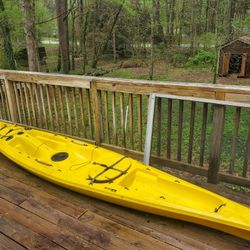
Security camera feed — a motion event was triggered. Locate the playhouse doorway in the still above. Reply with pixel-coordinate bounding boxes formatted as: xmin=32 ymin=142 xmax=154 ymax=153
xmin=229 ymin=54 xmax=242 ymax=74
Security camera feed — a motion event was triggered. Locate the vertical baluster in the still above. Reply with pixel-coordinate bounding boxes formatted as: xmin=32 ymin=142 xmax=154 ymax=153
xmin=58 ymin=86 xmax=66 ymax=133
xmin=242 ymin=125 xmax=250 ymax=177
xmin=138 ymin=95 xmax=142 ymax=151
xmin=79 ymin=88 xmax=86 ymax=138
xmin=229 ymin=107 xmax=241 ymax=173
xmin=65 ymin=87 xmax=72 ymax=134
xmin=166 ymin=99 xmax=172 ymax=159
xmin=3 ymin=79 xmax=17 ymax=121
xmin=86 ymin=89 xmax=93 ymax=139
xmin=129 ymin=93 xmax=134 ymax=149
xmin=177 ymin=100 xmax=184 ymax=161
xmin=52 ymin=86 xmax=59 ymax=131
xmin=199 ymin=103 xmax=208 ymax=166
xmin=91 ymin=81 xmax=101 ymax=145
xmin=0 ymin=83 xmax=5 ymax=118
xmin=19 ymin=83 xmax=28 ymax=124
xmin=156 ymin=98 xmax=162 ymax=156
xmin=112 ymin=92 xmax=117 ymax=145
xmin=39 ymin=84 xmax=48 ymax=129
xmin=72 ymin=88 xmax=79 ymax=135
xmin=208 ymin=104 xmax=225 ymax=184
xmin=34 ymin=84 xmax=42 ymax=127
xmin=45 ymin=85 xmax=54 ymax=130
xmin=104 ymin=91 xmax=111 ymax=144
xmin=120 ymin=92 xmax=126 ymax=147
xmin=28 ymin=83 xmax=37 ymax=126
xmin=23 ymin=83 xmax=32 ymax=125
xmin=97 ymin=90 xmax=104 ymax=140
xmin=188 ymin=102 xmax=196 ymax=164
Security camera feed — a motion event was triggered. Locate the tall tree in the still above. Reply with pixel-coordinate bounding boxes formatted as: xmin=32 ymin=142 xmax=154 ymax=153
xmin=21 ymin=0 xmax=40 ymax=72
xmin=91 ymin=0 xmax=98 ymax=69
xmin=70 ymin=0 xmax=76 ymax=71
xmin=165 ymin=0 xmax=175 ymax=47
xmin=55 ymin=0 xmax=70 ymax=74
xmin=153 ymin=0 xmax=164 ymax=44
xmin=149 ymin=0 xmax=156 ymax=80
xmin=177 ymin=0 xmax=185 ymax=46
xmin=226 ymin=0 xmax=234 ymax=41
xmin=91 ymin=0 xmax=125 ymax=69
xmin=79 ymin=0 xmax=89 ymax=73
xmin=0 ymin=0 xmax=16 ymax=69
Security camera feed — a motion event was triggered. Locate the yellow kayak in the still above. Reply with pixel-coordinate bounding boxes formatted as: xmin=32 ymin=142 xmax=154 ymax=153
xmin=0 ymin=121 xmax=249 ymax=240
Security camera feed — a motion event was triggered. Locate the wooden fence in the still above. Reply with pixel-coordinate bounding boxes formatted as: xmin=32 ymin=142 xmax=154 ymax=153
xmin=0 ymin=70 xmax=249 ymax=187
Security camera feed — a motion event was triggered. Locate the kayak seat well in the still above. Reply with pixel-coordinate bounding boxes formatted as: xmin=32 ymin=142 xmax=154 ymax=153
xmin=119 ymin=169 xmax=225 ymax=213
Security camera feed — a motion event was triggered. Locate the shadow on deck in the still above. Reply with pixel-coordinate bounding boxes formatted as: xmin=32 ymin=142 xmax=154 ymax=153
xmin=0 ymin=153 xmax=249 ymax=250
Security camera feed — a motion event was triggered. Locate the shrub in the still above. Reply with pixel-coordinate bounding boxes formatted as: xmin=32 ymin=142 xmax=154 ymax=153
xmin=186 ymin=49 xmax=215 ymax=67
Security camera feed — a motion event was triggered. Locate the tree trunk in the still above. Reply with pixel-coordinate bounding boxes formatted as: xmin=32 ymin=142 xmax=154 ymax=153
xmin=153 ymin=0 xmax=164 ymax=44
xmin=178 ymin=0 xmax=185 ymax=46
xmin=226 ymin=0 xmax=233 ymax=42
xmin=190 ymin=0 xmax=196 ymax=55
xmin=149 ymin=0 xmax=155 ymax=80
xmin=113 ymin=26 xmax=117 ymax=63
xmin=71 ymin=0 xmax=76 ymax=71
xmin=92 ymin=0 xmax=125 ymax=68
xmin=55 ymin=0 xmax=70 ymax=74
xmin=80 ymin=0 xmax=88 ymax=73
xmin=21 ymin=0 xmax=40 ymax=72
xmin=165 ymin=0 xmax=169 ymax=47
xmin=168 ymin=0 xmax=175 ymax=47
xmin=213 ymin=2 xmax=219 ymax=84
xmin=91 ymin=0 xmax=98 ymax=69
xmin=206 ymin=0 xmax=217 ymax=33
xmin=0 ymin=0 xmax=16 ymax=69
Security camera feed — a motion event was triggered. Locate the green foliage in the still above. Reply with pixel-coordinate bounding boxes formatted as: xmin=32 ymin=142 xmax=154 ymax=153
xmin=35 ymin=1 xmax=57 ymax=38
xmin=2 ymin=0 xmax=23 ymax=50
xmin=112 ymin=0 xmax=137 ymax=16
xmin=0 ymin=46 xmax=7 ymax=68
xmin=199 ymin=32 xmax=215 ymax=48
xmin=186 ymin=50 xmax=215 ymax=67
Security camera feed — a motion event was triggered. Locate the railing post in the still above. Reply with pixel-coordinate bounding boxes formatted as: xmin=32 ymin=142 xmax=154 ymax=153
xmin=207 ymin=104 xmax=225 ymax=184
xmin=90 ymin=80 xmax=101 ymax=145
xmin=4 ymin=77 xmax=18 ymax=122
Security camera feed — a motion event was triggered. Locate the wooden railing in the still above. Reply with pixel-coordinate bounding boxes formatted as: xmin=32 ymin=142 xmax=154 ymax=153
xmin=0 ymin=70 xmax=249 ymax=187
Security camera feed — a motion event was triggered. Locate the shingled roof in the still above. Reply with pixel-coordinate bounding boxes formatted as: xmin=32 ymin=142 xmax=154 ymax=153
xmin=221 ymin=36 xmax=250 ymax=48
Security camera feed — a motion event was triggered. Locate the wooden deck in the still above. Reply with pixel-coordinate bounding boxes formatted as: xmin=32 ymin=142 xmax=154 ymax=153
xmin=0 ymin=153 xmax=249 ymax=250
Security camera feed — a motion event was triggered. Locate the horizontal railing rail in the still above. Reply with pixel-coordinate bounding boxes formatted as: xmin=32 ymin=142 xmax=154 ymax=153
xmin=0 ymin=70 xmax=249 ymax=187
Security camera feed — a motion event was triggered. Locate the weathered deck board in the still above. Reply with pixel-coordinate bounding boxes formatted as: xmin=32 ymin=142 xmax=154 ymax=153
xmin=0 ymin=153 xmax=249 ymax=250
xmin=0 ymin=215 xmax=63 ymax=249
xmin=0 ymin=232 xmax=26 ymax=250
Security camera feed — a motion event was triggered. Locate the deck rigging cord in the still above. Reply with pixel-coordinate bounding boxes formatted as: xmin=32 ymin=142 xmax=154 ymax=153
xmin=88 ymin=156 xmax=131 ymax=184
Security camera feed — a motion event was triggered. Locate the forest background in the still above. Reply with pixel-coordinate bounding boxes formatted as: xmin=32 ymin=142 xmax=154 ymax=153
xmin=0 ymin=0 xmax=250 ymax=84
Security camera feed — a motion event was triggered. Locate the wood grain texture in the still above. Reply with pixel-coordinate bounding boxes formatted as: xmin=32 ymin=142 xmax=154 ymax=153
xmin=208 ymin=105 xmax=225 ymax=184
xmin=120 ymin=92 xmax=126 ymax=147
xmin=188 ymin=102 xmax=196 ymax=164
xmin=166 ymin=99 xmax=172 ymax=159
xmin=129 ymin=93 xmax=134 ymax=149
xmin=91 ymin=81 xmax=101 ymax=145
xmin=112 ymin=92 xmax=118 ymax=145
xmin=243 ymin=125 xmax=250 ymax=178
xmin=3 ymin=78 xmax=17 ymax=122
xmin=137 ymin=95 xmax=143 ymax=151
xmin=104 ymin=91 xmax=111 ymax=144
xmin=177 ymin=100 xmax=184 ymax=161
xmin=229 ymin=107 xmax=241 ymax=174
xmin=199 ymin=103 xmax=208 ymax=167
